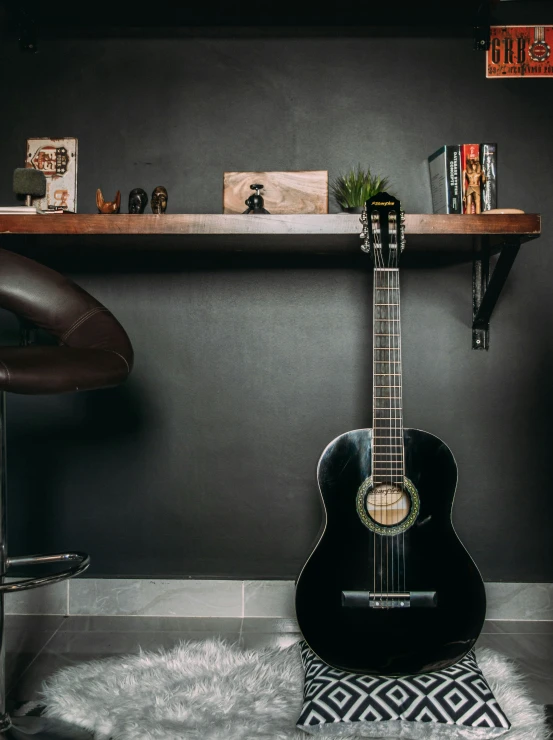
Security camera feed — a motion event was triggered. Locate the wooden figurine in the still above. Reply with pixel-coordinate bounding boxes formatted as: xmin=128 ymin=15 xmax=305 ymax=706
xmin=151 ymin=186 xmax=168 ymax=214
xmin=96 ymin=188 xmax=121 ymax=214
xmin=128 ymin=188 xmax=148 ymax=214
xmin=463 ymin=159 xmax=486 ymax=215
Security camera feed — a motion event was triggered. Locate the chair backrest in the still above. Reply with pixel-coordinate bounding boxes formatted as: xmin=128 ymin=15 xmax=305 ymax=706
xmin=0 ymin=248 xmax=133 ymax=394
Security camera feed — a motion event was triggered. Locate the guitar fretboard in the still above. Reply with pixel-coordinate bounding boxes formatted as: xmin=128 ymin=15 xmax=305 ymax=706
xmin=373 ymin=268 xmax=404 ymax=484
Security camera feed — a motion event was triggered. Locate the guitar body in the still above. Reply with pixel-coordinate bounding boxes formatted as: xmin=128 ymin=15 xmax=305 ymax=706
xmin=295 ymin=427 xmax=486 ymax=675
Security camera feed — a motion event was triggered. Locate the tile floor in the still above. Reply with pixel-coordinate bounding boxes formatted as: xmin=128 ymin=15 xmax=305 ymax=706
xmin=5 ymin=616 xmax=553 ymax=711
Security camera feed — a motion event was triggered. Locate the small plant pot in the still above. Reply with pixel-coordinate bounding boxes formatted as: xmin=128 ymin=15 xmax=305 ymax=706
xmin=342 ymin=206 xmax=365 ymax=214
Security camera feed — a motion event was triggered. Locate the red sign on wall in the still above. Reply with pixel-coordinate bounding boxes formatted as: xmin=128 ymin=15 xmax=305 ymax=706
xmin=487 ymin=26 xmax=553 ymax=78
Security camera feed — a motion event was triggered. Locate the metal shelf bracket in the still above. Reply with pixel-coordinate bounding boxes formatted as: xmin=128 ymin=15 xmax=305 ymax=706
xmin=474 ymin=0 xmax=491 ymax=50
xmin=472 ymin=235 xmax=521 ymax=350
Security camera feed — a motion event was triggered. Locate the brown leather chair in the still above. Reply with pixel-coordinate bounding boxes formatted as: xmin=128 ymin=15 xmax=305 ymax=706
xmin=0 ymin=248 xmax=133 ymax=739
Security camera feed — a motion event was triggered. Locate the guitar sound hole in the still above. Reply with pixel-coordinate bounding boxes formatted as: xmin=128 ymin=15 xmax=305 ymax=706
xmin=367 ymin=484 xmax=410 ymax=526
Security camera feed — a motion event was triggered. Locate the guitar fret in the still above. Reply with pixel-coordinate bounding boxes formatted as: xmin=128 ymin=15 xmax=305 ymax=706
xmin=375 ymin=303 xmax=399 ymax=306
xmin=373 ymin=476 xmax=404 ymax=480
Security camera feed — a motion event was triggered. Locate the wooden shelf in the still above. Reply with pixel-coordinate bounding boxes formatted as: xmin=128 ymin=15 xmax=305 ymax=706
xmin=0 ymin=213 xmax=541 ymax=256
xmin=0 ymin=212 xmax=542 ymax=349
xmin=0 ymin=213 xmax=540 ymax=237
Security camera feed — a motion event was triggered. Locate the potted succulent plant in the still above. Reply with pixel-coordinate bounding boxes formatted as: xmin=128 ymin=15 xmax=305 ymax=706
xmin=331 ymin=166 xmax=391 ymax=213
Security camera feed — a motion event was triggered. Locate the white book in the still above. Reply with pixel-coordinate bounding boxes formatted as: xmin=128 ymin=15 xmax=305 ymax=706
xmin=0 ymin=206 xmax=37 ymax=215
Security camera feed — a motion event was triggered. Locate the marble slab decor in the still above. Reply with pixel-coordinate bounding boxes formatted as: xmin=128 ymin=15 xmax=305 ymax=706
xmin=243 ymin=581 xmax=296 ymax=618
xmin=485 ymin=582 xmax=553 ymax=621
xmin=69 ymin=579 xmax=242 ymax=617
xmin=5 ymin=580 xmax=68 ymax=616
xmin=6 ymin=579 xmax=553 ymax=619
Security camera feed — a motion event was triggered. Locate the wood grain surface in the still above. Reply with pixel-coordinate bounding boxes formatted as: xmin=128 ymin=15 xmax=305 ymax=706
xmin=223 ymin=171 xmax=329 ymax=214
xmin=0 ymin=213 xmax=540 ymax=236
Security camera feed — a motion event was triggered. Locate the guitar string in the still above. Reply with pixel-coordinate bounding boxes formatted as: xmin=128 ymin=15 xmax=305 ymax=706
xmin=398 ymin=235 xmax=406 ymax=592
xmin=386 ymin=238 xmax=391 ymax=601
xmin=389 ymin=218 xmax=396 ymax=600
xmin=390 ymin=213 xmax=404 ymax=595
xmin=372 ymin=212 xmax=380 ymax=603
xmin=396 ymin=218 xmax=404 ymax=595
xmin=373 ymin=210 xmax=383 ymax=602
xmin=384 ymin=244 xmax=396 ymax=594
xmin=388 ymin=217 xmax=401 ymax=590
xmin=387 ymin=211 xmax=399 ymax=600
xmin=393 ymin=215 xmax=406 ymax=593
xmin=378 ymin=215 xmax=383 ymax=603
xmin=384 ymin=257 xmax=389 ymax=603
xmin=374 ymin=217 xmax=384 ymax=601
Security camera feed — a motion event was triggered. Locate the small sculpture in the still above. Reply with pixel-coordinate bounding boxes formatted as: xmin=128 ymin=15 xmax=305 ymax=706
xmin=243 ymin=183 xmax=270 ymax=214
xmin=463 ymin=159 xmax=486 ymax=214
xmin=96 ymin=188 xmax=121 ymax=214
xmin=128 ymin=188 xmax=148 ymax=214
xmin=151 ymin=186 xmax=168 ymax=214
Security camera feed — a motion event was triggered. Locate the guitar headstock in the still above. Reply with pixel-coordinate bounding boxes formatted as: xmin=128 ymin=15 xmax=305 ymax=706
xmin=360 ymin=192 xmax=405 ymax=268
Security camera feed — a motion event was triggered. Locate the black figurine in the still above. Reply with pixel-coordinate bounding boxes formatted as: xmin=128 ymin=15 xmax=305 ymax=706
xmin=151 ymin=186 xmax=168 ymax=214
xmin=128 ymin=188 xmax=148 ymax=214
xmin=243 ymin=183 xmax=270 ymax=214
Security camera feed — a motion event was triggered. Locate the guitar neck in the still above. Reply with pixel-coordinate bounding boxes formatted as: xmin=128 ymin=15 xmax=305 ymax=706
xmin=373 ymin=267 xmax=404 ymax=485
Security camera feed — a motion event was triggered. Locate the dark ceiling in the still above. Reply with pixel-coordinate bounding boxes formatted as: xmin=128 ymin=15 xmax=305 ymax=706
xmin=1 ymin=0 xmax=551 ymax=33
xmin=0 ymin=0 xmax=552 ymax=51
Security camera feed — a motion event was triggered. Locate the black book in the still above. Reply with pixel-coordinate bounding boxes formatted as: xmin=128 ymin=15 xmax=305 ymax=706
xmin=480 ymin=143 xmax=497 ymax=211
xmin=428 ymin=145 xmax=462 ymax=214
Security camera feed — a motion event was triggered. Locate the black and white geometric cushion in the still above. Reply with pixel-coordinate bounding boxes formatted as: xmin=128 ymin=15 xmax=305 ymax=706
xmin=297 ymin=641 xmax=511 ymax=737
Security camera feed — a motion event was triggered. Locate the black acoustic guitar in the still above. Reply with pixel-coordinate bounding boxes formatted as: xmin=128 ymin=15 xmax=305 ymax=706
xmin=295 ymin=193 xmax=486 ymax=675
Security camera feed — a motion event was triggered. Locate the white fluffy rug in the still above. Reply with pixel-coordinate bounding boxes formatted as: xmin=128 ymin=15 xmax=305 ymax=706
xmin=35 ymin=639 xmax=546 ymax=740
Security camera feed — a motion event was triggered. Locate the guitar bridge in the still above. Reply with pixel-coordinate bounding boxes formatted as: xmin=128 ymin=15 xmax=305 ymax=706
xmin=341 ymin=590 xmax=437 ymax=609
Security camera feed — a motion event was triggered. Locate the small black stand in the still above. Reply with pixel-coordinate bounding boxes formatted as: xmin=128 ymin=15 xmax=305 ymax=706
xmin=243 ymin=184 xmax=270 ymax=214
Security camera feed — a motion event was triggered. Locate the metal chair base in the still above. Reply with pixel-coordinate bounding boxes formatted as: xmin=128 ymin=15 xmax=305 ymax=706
xmin=0 ymin=552 xmax=90 ymax=739
xmin=0 ymin=553 xmax=90 ymax=593
xmin=0 ymin=394 xmax=91 ymax=732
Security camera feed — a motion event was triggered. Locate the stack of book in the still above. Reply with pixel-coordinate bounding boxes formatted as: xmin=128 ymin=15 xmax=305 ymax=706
xmin=428 ymin=144 xmax=497 ymax=214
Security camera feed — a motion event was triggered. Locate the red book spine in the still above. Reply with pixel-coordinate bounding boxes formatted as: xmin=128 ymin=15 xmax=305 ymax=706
xmin=461 ymin=144 xmax=480 ymax=214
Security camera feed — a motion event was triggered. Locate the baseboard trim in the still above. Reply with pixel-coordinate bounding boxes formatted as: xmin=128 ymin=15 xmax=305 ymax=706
xmin=6 ymin=579 xmax=553 ymax=621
